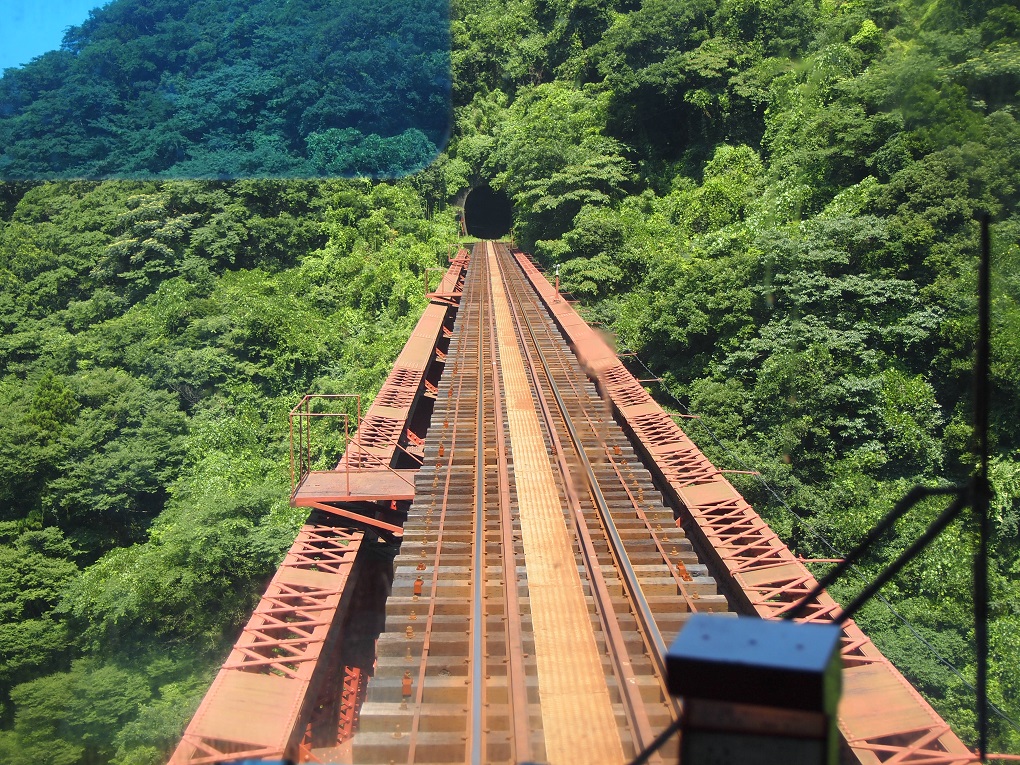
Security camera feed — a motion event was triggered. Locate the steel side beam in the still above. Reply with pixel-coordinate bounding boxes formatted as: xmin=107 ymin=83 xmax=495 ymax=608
xmin=508 ymin=246 xmax=975 ymax=765
xmin=169 ymin=525 xmax=363 ymax=764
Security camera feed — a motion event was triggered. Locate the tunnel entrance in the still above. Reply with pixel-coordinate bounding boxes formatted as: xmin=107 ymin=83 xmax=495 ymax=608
xmin=463 ymin=185 xmax=513 ymax=239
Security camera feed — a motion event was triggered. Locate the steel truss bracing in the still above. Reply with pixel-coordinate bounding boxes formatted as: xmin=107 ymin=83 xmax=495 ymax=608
xmin=171 ymin=253 xmax=470 ymax=764
xmin=509 ymin=246 xmax=975 ymax=765
xmin=169 ymin=524 xmax=363 ymax=764
xmin=173 ymin=242 xmax=978 ymax=765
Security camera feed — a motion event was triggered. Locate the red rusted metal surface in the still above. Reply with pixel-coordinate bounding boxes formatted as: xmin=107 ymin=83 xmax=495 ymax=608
xmin=169 ymin=525 xmax=363 ymax=764
xmin=509 ymin=245 xmax=975 ymax=765
xmin=292 ymin=469 xmax=417 ymax=504
xmin=292 ymin=252 xmax=468 ymax=513
xmin=338 ymin=252 xmax=467 ymax=474
xmin=173 ymin=252 xmax=470 ymax=763
xmin=337 ymin=666 xmax=367 ymax=743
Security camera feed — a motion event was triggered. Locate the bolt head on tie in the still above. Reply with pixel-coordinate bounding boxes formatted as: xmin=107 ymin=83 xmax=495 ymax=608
xmin=405 ymin=626 xmax=414 ymax=639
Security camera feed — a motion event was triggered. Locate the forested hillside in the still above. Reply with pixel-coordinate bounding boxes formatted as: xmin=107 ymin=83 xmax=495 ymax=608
xmin=0 ymin=0 xmax=1018 ymax=761
xmin=436 ymin=0 xmax=1020 ymax=749
xmin=0 ymin=179 xmax=457 ymax=763
xmin=0 ymin=0 xmax=449 ymax=178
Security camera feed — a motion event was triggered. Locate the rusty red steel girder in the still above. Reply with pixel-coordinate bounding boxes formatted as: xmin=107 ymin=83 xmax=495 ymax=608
xmin=291 ymin=250 xmax=469 ymax=534
xmin=509 ymin=245 xmax=976 ymax=765
xmin=354 ymin=242 xmax=720 ymax=764
xmin=339 ymin=251 xmax=466 ymax=472
xmin=172 ymin=251 xmax=470 ymax=764
xmin=169 ymin=525 xmax=363 ymax=764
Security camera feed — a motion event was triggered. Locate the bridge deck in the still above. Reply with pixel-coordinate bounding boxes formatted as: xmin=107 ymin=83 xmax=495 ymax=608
xmin=173 ymin=241 xmax=974 ymax=765
xmin=488 ymin=242 xmax=624 ymax=764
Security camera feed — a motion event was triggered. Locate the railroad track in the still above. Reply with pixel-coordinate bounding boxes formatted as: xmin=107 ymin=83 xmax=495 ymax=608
xmin=353 ymin=242 xmax=729 ymax=765
xmin=175 ymin=238 xmax=978 ymax=765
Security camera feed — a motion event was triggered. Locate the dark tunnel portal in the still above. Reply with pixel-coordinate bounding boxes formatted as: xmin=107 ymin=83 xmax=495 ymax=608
xmin=464 ymin=185 xmax=513 ymax=239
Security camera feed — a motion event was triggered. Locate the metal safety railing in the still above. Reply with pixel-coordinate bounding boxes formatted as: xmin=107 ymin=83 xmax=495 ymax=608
xmin=424 ymin=267 xmax=446 ymax=297
xmin=288 ymin=394 xmax=362 ymax=495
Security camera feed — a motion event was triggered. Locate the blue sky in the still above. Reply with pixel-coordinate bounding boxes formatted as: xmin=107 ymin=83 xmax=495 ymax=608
xmin=1 ymin=0 xmax=108 ymax=72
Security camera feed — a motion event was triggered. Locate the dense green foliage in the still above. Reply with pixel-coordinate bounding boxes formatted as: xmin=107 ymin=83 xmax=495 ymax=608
xmin=0 ymin=179 xmax=456 ymax=762
xmin=0 ymin=0 xmax=450 ymax=179
xmin=440 ymin=0 xmax=1020 ymax=750
xmin=1 ymin=0 xmax=1017 ymax=758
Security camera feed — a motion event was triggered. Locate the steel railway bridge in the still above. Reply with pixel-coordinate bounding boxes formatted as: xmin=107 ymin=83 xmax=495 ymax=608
xmin=169 ymin=241 xmax=977 ymax=765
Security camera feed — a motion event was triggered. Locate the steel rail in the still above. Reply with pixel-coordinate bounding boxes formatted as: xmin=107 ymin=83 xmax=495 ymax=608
xmin=483 ymin=241 xmax=532 ymax=761
xmin=497 ymin=244 xmax=670 ymax=668
xmin=492 ymin=244 xmax=659 ymax=755
xmin=406 ymin=256 xmax=477 ymax=764
xmin=528 ymin=291 xmax=702 ymax=612
xmin=467 ymin=244 xmax=488 ymax=765
xmin=497 ymin=242 xmax=689 ymax=693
